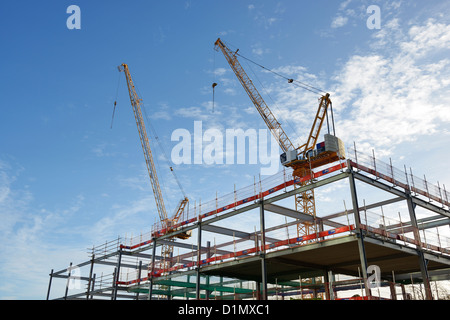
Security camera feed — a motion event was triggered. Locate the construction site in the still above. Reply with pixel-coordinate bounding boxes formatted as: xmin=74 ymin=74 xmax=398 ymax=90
xmin=46 ymin=39 xmax=450 ymax=301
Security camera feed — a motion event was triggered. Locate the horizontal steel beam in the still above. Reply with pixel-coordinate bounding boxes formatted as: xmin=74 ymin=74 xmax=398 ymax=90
xmin=354 ymin=172 xmax=450 ymax=219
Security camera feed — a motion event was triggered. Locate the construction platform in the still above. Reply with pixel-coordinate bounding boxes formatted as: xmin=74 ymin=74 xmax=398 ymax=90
xmin=46 ymin=147 xmax=450 ymax=300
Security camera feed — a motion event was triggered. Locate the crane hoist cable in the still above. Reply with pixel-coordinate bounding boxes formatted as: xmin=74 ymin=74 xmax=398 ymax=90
xmin=220 ymin=40 xmax=327 ymax=96
xmin=142 ymin=104 xmax=187 ymax=199
xmin=111 ymin=71 xmax=122 ymax=129
xmin=243 ymin=56 xmax=300 ymax=144
xmin=225 ymin=40 xmax=337 ymax=139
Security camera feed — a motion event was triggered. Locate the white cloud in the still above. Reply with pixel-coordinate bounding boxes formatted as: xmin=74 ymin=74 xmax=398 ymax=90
xmin=213 ymin=67 xmax=227 ymax=77
xmin=236 ymin=18 xmax=450 ymax=160
xmin=0 ymin=160 xmax=90 ymax=299
xmin=331 ymin=19 xmax=450 ymax=155
xmin=249 ymin=4 xmax=280 ymax=30
xmin=251 ymin=43 xmax=270 ymax=57
xmin=329 ymin=0 xmax=357 ymax=29
xmin=339 ymin=0 xmax=352 ymax=11
xmin=252 ymin=47 xmax=264 ymax=56
xmin=400 ymin=19 xmax=450 ymax=58
xmin=152 ymin=111 xmax=171 ymax=120
xmin=331 ymin=16 xmax=349 ymax=28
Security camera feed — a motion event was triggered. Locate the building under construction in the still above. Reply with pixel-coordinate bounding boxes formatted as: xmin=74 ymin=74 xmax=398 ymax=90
xmin=46 ymin=39 xmax=450 ymax=300
xmin=46 ymin=147 xmax=450 ymax=300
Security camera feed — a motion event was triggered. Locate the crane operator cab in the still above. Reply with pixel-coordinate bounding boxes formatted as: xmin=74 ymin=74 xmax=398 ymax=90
xmin=280 ymin=134 xmax=345 ymax=170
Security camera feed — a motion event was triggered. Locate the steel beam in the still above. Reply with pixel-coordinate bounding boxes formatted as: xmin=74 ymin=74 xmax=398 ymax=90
xmin=348 ymin=164 xmax=371 ymax=297
xmin=196 ymin=222 xmax=202 ymax=300
xmin=406 ymin=192 xmax=433 ymax=300
xmin=259 ymin=200 xmax=268 ymax=300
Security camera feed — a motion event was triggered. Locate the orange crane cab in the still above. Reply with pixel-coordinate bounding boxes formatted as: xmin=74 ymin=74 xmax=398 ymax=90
xmin=282 ymin=133 xmax=345 ymax=177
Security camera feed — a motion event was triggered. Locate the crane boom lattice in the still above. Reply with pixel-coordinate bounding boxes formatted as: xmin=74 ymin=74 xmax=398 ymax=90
xmin=119 ymin=63 xmax=168 ymax=223
xmin=214 ymin=38 xmax=295 ymax=154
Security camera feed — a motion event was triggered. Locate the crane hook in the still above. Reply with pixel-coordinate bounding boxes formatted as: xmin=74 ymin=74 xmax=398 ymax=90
xmin=212 ymin=83 xmax=218 ymax=113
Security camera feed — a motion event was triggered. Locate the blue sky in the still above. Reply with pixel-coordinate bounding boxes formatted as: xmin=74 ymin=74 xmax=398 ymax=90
xmin=1 ymin=0 xmax=450 ymax=299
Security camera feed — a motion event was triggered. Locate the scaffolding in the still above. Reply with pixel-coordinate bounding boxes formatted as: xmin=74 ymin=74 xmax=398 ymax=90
xmin=46 ymin=146 xmax=450 ymax=300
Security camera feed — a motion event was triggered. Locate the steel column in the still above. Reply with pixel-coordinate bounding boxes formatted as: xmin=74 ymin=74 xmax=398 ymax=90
xmin=46 ymin=269 xmax=53 ymax=300
xmin=86 ymin=254 xmax=95 ymax=300
xmin=348 ymin=164 xmax=371 ymax=298
xmin=406 ymin=192 xmax=433 ymax=300
xmin=196 ymin=221 xmax=202 ymax=300
xmin=64 ymin=262 xmax=72 ymax=300
xmin=136 ymin=260 xmax=142 ymax=300
xmin=148 ymin=239 xmax=157 ymax=300
xmin=260 ymin=200 xmax=268 ymax=300
xmin=113 ymin=248 xmax=123 ymax=300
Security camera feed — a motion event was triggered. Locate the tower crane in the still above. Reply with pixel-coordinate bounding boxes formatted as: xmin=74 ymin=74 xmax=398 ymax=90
xmin=214 ymin=39 xmax=345 ymax=238
xmin=118 ymin=63 xmax=190 ymax=272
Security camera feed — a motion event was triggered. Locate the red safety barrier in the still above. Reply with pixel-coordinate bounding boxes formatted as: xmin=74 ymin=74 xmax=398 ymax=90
xmin=120 ymin=162 xmax=348 ymax=250
xmin=153 ymin=162 xmax=347 ymax=238
xmin=360 ymin=224 xmax=450 ymax=255
xmin=116 ymin=224 xmax=356 ymax=286
xmin=350 ymin=160 xmax=450 ymax=208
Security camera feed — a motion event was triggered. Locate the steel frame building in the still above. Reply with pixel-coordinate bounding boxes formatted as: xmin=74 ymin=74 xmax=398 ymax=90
xmin=46 ymin=147 xmax=450 ymax=300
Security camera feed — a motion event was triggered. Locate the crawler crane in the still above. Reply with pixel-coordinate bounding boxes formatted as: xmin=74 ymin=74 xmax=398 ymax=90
xmin=118 ymin=63 xmax=190 ymax=274
xmin=214 ymin=39 xmax=345 ymax=238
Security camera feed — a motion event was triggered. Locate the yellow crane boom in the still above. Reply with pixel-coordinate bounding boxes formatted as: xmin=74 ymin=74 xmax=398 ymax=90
xmin=118 ymin=63 xmax=168 ymax=223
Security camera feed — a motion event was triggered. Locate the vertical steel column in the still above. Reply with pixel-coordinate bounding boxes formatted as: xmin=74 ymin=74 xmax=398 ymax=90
xmin=348 ymin=163 xmax=371 ymax=298
xmin=324 ymin=269 xmax=335 ymax=300
xmin=136 ymin=260 xmax=142 ymax=300
xmin=206 ymin=241 xmax=211 ymax=300
xmin=406 ymin=192 xmax=433 ymax=300
xmin=90 ymin=274 xmax=96 ymax=299
xmin=260 ymin=200 xmax=268 ymax=300
xmin=196 ymin=221 xmax=202 ymax=300
xmin=113 ymin=248 xmax=123 ymax=300
xmin=148 ymin=238 xmax=157 ymax=300
xmin=324 ymin=270 xmax=330 ymax=300
xmin=46 ymin=269 xmax=53 ymax=300
xmin=111 ymin=268 xmax=116 ymax=300
xmin=64 ymin=262 xmax=72 ymax=300
xmin=86 ymin=254 xmax=95 ymax=300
